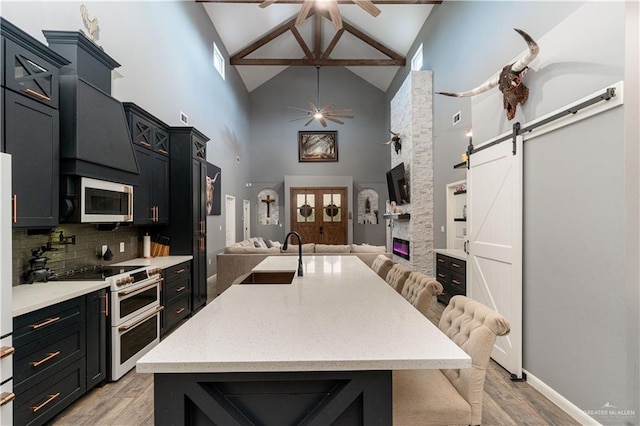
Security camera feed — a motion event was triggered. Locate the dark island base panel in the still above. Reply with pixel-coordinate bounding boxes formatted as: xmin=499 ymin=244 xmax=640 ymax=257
xmin=153 ymin=370 xmax=392 ymax=426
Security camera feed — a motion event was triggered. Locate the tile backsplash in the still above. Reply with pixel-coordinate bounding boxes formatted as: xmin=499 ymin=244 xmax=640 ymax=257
xmin=12 ymin=224 xmax=140 ymax=286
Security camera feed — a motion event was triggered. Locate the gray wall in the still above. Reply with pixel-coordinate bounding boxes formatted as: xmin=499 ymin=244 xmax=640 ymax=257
xmin=247 ymin=66 xmax=389 ymax=243
xmin=1 ymin=1 xmax=252 ymax=276
xmin=385 ymin=0 xmax=638 ymax=421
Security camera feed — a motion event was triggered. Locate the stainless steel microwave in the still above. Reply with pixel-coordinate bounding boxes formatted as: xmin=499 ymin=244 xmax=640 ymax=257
xmin=79 ymin=177 xmax=133 ymax=223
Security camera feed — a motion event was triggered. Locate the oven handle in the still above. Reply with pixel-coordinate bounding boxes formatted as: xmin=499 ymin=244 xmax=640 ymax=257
xmin=117 ymin=278 xmax=163 ymax=297
xmin=118 ymin=306 xmax=164 ymax=332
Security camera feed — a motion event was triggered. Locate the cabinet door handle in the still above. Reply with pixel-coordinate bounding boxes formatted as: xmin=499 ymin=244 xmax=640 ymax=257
xmin=0 ymin=392 xmax=15 ymax=406
xmin=158 ymin=149 xmax=168 ymax=155
xmin=30 ymin=351 xmax=61 ymax=367
xmin=174 ymin=269 xmax=186 ymax=275
xmin=24 ymin=88 xmax=51 ymax=101
xmin=31 ymin=393 xmax=60 ymax=413
xmin=30 ymin=316 xmax=60 ymax=329
xmin=155 ymin=206 xmax=159 ymax=222
xmin=0 ymin=346 xmax=15 ymax=358
xmin=138 ymin=140 xmax=151 ymax=148
xmin=12 ymin=194 xmax=17 ymax=223
xmin=175 ymin=286 xmax=186 ymax=292
xmin=175 ymin=307 xmax=186 ymax=315
xmin=102 ymin=293 xmax=109 ymax=316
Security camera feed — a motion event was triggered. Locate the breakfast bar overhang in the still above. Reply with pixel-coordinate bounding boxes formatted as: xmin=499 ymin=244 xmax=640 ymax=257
xmin=137 ymin=255 xmax=471 ymax=425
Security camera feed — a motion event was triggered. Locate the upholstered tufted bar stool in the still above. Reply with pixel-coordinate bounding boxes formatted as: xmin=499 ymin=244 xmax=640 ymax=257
xmin=384 ymin=263 xmax=411 ymax=294
xmin=400 ymin=271 xmax=443 ymax=317
xmin=371 ymin=254 xmax=394 ymax=280
xmin=393 ymin=295 xmax=511 ymax=425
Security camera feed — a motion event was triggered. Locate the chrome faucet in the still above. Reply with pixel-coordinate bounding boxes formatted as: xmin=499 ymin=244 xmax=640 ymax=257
xmin=283 ymin=231 xmax=304 ymax=277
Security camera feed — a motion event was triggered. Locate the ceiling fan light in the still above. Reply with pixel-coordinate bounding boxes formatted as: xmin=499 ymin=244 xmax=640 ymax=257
xmin=314 ymin=112 xmax=324 ymax=119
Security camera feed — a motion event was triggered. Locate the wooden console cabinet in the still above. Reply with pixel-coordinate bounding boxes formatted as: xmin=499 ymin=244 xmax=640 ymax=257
xmin=436 ymin=253 xmax=466 ymax=305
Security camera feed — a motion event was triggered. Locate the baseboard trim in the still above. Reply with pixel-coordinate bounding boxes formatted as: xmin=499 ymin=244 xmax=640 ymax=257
xmin=523 ymin=369 xmax=601 ymax=425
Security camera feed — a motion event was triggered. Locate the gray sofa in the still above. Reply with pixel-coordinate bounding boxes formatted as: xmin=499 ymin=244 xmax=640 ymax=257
xmin=216 ymin=238 xmax=390 ymax=295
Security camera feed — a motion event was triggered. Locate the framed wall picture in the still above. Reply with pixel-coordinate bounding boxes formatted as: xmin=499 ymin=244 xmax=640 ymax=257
xmin=206 ymin=162 xmax=222 ymax=215
xmin=298 ymin=131 xmax=338 ymax=162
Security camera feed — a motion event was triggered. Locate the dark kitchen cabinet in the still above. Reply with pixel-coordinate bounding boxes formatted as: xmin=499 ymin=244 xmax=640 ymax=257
xmin=123 ymin=103 xmax=170 ymax=225
xmin=165 ymin=127 xmax=209 ymax=313
xmin=1 ymin=18 xmax=69 ymax=228
xmin=85 ymin=288 xmax=107 ymax=389
xmin=162 ymin=261 xmax=192 ymax=334
xmin=436 ymin=254 xmax=467 ymax=305
xmin=13 ymin=288 xmax=108 ymax=426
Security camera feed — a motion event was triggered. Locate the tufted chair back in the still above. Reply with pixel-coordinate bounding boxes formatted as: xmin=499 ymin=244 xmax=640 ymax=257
xmin=384 ymin=264 xmax=411 ymax=294
xmin=371 ymin=255 xmax=393 ymax=280
xmin=438 ymin=295 xmax=511 ymax=425
xmin=401 ymin=272 xmax=443 ymax=317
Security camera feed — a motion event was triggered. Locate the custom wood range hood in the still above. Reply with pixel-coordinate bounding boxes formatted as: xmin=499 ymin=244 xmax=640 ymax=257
xmin=43 ymin=30 xmax=139 ymax=186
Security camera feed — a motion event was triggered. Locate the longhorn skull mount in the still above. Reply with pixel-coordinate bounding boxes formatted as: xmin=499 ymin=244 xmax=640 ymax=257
xmin=437 ymin=28 xmax=539 ymax=121
xmin=383 ymin=130 xmax=402 ymax=154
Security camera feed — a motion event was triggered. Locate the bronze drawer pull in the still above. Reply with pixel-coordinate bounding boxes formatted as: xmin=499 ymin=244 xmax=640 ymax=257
xmin=174 ymin=268 xmax=186 ymax=275
xmin=158 ymin=149 xmax=168 ymax=155
xmin=138 ymin=140 xmax=151 ymax=147
xmin=451 ymin=262 xmax=461 ymax=269
xmin=118 ymin=306 xmax=163 ymax=332
xmin=0 ymin=392 xmax=16 ymax=406
xmin=0 ymin=346 xmax=15 ymax=358
xmin=30 ymin=351 xmax=61 ymax=368
xmin=437 ymin=258 xmax=445 ymax=263
xmin=24 ymin=88 xmax=51 ymax=101
xmin=452 ymin=279 xmax=462 ymax=285
xmin=437 ymin=273 xmax=446 ymax=278
xmin=31 ymin=393 xmax=60 ymax=413
xmin=30 ymin=317 xmax=60 ymax=329
xmin=175 ymin=286 xmax=186 ymax=292
xmin=175 ymin=307 xmax=186 ymax=315
xmin=102 ymin=293 xmax=109 ymax=316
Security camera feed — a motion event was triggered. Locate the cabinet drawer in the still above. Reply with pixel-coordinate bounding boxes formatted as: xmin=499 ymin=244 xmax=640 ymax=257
xmin=435 ymin=268 xmax=449 ymax=285
xmin=165 ymin=262 xmax=191 ymax=284
xmin=14 ymin=298 xmax=82 ymax=348
xmin=449 ymin=259 xmax=465 ymax=273
xmin=450 ymin=271 xmax=466 ymax=293
xmin=14 ymin=359 xmax=85 ymax=426
xmin=165 ymin=277 xmax=191 ymax=304
xmin=2 ymin=38 xmax=60 ymax=108
xmin=436 ymin=254 xmax=450 ymax=269
xmin=164 ymin=293 xmax=191 ymax=332
xmin=14 ymin=322 xmax=84 ymax=393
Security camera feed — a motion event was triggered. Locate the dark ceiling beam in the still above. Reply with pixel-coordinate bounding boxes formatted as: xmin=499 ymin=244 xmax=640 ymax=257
xmin=230 ymin=58 xmax=404 ymax=66
xmin=198 ymin=0 xmax=440 ymax=3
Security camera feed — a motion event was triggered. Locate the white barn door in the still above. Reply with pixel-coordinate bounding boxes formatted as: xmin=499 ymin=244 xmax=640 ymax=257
xmin=467 ymin=135 xmax=523 ymax=379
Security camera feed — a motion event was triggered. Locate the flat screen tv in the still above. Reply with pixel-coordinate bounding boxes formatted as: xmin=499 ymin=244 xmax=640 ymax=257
xmin=386 ymin=163 xmax=410 ymax=205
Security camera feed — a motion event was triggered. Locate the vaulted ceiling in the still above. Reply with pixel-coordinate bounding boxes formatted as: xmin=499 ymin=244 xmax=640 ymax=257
xmin=201 ymin=0 xmax=437 ymax=92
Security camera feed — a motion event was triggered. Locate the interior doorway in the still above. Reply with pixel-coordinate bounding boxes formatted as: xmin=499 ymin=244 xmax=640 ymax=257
xmin=225 ymin=195 xmax=236 ymax=246
xmin=243 ymin=199 xmax=251 ymax=240
xmin=290 ymin=187 xmax=348 ymax=245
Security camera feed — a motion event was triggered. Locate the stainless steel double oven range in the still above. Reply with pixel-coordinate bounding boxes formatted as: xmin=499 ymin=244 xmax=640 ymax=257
xmin=55 ymin=264 xmax=163 ymax=381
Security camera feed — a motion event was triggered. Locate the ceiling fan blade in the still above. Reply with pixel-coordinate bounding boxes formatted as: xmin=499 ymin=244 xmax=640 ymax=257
xmin=290 ymin=116 xmax=312 ymax=122
xmin=288 ymin=106 xmax=313 ymax=113
xmin=324 ymin=108 xmax=352 ymax=114
xmin=325 ymin=116 xmax=344 ymax=125
xmin=319 ymin=103 xmax=336 ymax=113
xmin=304 ymin=117 xmax=315 ymax=126
xmin=320 ymin=117 xmax=328 ymax=127
xmin=353 ymin=0 xmax=381 ymax=17
xmin=327 ymin=1 xmax=343 ymax=30
xmin=295 ymin=0 xmax=314 ymax=27
xmin=308 ymin=101 xmax=319 ymax=112
xmin=327 ymin=114 xmax=354 ymax=119
xmin=259 ymin=0 xmax=279 ymax=8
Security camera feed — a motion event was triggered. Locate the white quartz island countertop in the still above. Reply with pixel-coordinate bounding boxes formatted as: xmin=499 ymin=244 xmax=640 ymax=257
xmin=112 ymin=255 xmax=193 ymax=269
xmin=137 ymin=255 xmax=471 ymax=374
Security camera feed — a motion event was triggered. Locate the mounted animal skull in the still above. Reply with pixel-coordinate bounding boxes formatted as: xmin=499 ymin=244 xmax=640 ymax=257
xmin=383 ymin=130 xmax=402 ymax=154
xmin=437 ymin=28 xmax=539 ymax=120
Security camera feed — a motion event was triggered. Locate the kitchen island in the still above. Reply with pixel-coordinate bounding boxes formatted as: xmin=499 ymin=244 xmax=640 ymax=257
xmin=137 ymin=255 xmax=470 ymax=425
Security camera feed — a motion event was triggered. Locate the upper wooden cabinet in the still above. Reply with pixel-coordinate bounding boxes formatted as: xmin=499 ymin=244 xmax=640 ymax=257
xmin=1 ymin=18 xmax=69 ymax=228
xmin=123 ymin=103 xmax=170 ymax=225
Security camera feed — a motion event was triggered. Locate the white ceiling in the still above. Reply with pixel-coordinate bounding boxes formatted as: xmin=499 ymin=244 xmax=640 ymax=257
xmin=202 ymin=2 xmax=434 ymax=92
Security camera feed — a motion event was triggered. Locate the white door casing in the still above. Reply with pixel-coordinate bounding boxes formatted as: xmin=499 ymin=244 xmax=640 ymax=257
xmin=243 ymin=199 xmax=250 ymax=240
xmin=225 ymin=195 xmax=236 ymax=247
xmin=467 ymin=135 xmax=523 ymax=379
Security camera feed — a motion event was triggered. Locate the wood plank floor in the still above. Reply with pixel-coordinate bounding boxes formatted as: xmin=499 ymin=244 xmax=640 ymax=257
xmin=50 ymin=300 xmax=579 ymax=426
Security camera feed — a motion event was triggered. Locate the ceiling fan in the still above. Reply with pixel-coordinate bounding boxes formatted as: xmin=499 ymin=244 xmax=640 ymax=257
xmin=290 ymin=67 xmax=354 ymax=127
xmin=259 ymin=0 xmax=381 ymax=30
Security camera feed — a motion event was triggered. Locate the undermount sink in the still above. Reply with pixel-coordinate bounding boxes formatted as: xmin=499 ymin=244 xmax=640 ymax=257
xmin=235 ymin=270 xmax=296 ymax=285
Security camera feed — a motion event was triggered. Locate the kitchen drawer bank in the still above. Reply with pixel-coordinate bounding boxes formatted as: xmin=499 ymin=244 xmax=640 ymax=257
xmin=433 ymin=249 xmax=467 ymax=305
xmin=12 ymin=287 xmax=107 ymax=426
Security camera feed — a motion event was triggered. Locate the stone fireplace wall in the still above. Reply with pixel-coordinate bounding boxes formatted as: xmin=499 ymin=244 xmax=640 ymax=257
xmin=389 ymin=71 xmax=434 ymax=276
